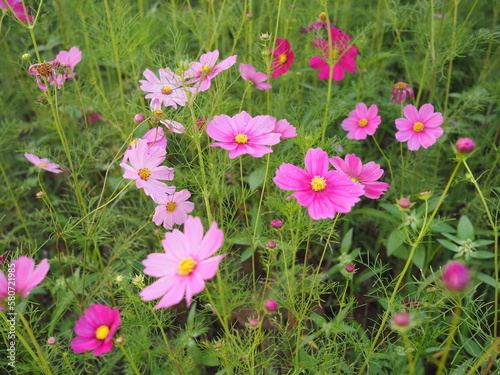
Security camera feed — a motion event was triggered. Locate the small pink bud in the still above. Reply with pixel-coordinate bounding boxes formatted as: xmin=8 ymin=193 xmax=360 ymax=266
xmin=134 ymin=114 xmax=145 ymax=123
xmin=443 ymin=261 xmax=470 ymax=291
xmin=392 ymin=312 xmax=411 ymax=327
xmin=345 ymin=264 xmax=355 ymax=273
xmin=36 ymin=191 xmax=45 ymax=198
xmin=271 ymin=220 xmax=283 ymax=229
xmin=249 ymin=318 xmax=259 ymax=327
xmin=47 ymin=337 xmax=56 ymax=345
xmin=398 ymin=197 xmax=411 ymax=208
xmin=455 ymin=138 xmax=475 ymax=154
xmin=246 ymin=13 xmax=253 ymax=18
xmin=261 ymin=33 xmax=270 ymax=40
xmin=265 ymin=299 xmax=278 ymax=312
xmin=418 ymin=191 xmax=432 ymax=200
xmin=267 ymin=241 xmax=276 ymax=249
xmin=115 ymin=337 xmax=125 ymax=345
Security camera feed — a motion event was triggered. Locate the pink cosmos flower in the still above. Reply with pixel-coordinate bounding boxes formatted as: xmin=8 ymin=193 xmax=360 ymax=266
xmin=329 ymin=154 xmax=389 ymax=199
xmin=442 ymin=261 xmax=470 ymax=291
xmin=273 ymin=119 xmax=297 ymax=139
xmin=273 ymin=148 xmax=365 ymax=220
xmin=0 ymin=256 xmax=50 ymax=309
xmin=140 ymin=216 xmax=225 ymax=309
xmin=185 ymin=50 xmax=237 ymax=92
xmin=395 ymin=103 xmax=444 ymax=151
xmin=150 ymin=99 xmax=186 ymax=133
xmin=120 ymin=139 xmax=175 ymax=202
xmin=309 ymin=28 xmax=358 ymax=81
xmin=152 ymin=190 xmax=195 ymax=230
xmin=206 ymin=111 xmax=281 ymax=159
xmin=24 ymin=152 xmax=62 ymax=173
xmin=270 ymin=38 xmax=294 ymax=78
xmin=139 ymin=68 xmax=188 ymax=109
xmin=71 ymin=304 xmax=120 ymax=357
xmin=122 ymin=127 xmax=167 ymax=163
xmin=0 ymin=0 xmax=33 ymax=23
xmin=300 ymin=21 xmax=337 ymax=33
xmin=341 ymin=103 xmax=381 ymax=139
xmin=88 ymin=112 xmax=103 ymax=124
xmin=239 ymin=63 xmax=272 ymax=90
xmin=391 ymin=82 xmax=414 ymax=103
xmin=28 ymin=47 xmax=82 ymax=91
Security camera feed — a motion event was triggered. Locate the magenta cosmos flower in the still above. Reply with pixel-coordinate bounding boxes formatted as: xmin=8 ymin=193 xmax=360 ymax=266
xmin=270 ymin=38 xmax=294 ymax=78
xmin=24 ymin=152 xmax=62 ymax=173
xmin=395 ymin=104 xmax=444 ymax=151
xmin=309 ymin=28 xmax=358 ymax=81
xmin=185 ymin=50 xmax=237 ymax=92
xmin=273 ymin=119 xmax=297 ymax=139
xmin=273 ymin=148 xmax=365 ymax=220
xmin=329 ymin=154 xmax=389 ymax=199
xmin=152 ymin=189 xmax=195 ymax=230
xmin=442 ymin=261 xmax=470 ymax=291
xmin=0 ymin=0 xmax=33 ymax=23
xmin=391 ymin=82 xmax=414 ymax=103
xmin=120 ymin=139 xmax=175 ymax=202
xmin=0 ymin=256 xmax=50 ymax=310
xmin=239 ymin=63 xmax=272 ymax=90
xmin=341 ymin=103 xmax=381 ymax=139
xmin=71 ymin=304 xmax=121 ymax=357
xmin=139 ymin=68 xmax=189 ymax=109
xmin=140 ymin=216 xmax=225 ymax=309
xmin=206 ymin=111 xmax=281 ymax=159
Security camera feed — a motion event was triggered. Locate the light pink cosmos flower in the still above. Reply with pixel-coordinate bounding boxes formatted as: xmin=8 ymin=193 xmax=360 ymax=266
xmin=120 ymin=139 xmax=175 ymax=202
xmin=28 ymin=47 xmax=82 ymax=91
xmin=270 ymin=38 xmax=294 ymax=78
xmin=150 ymin=98 xmax=186 ymax=133
xmin=122 ymin=127 xmax=167 ymax=163
xmin=24 ymin=152 xmax=62 ymax=173
xmin=206 ymin=111 xmax=281 ymax=159
xmin=273 ymin=118 xmax=297 ymax=139
xmin=185 ymin=50 xmax=237 ymax=92
xmin=395 ymin=103 xmax=444 ymax=151
xmin=152 ymin=190 xmax=195 ymax=230
xmin=139 ymin=68 xmax=188 ymax=109
xmin=0 ymin=0 xmax=33 ymax=23
xmin=273 ymin=148 xmax=365 ymax=220
xmin=71 ymin=304 xmax=120 ymax=357
xmin=309 ymin=28 xmax=358 ymax=81
xmin=341 ymin=103 xmax=381 ymax=139
xmin=140 ymin=216 xmax=225 ymax=309
xmin=0 ymin=256 xmax=50 ymax=310
xmin=239 ymin=63 xmax=272 ymax=90
xmin=329 ymin=154 xmax=389 ymax=199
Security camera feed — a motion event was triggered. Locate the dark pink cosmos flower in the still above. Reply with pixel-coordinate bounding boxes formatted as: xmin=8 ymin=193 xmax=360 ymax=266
xmin=71 ymin=304 xmax=120 ymax=357
xmin=341 ymin=103 xmax=381 ymax=139
xmin=139 ymin=68 xmax=188 ymax=109
xmin=239 ymin=63 xmax=272 ymax=90
xmin=0 ymin=0 xmax=33 ymax=23
xmin=391 ymin=82 xmax=414 ymax=103
xmin=273 ymin=148 xmax=364 ymax=220
xmin=270 ymin=38 xmax=294 ymax=78
xmin=442 ymin=261 xmax=470 ymax=291
xmin=88 ymin=112 xmax=103 ymax=124
xmin=309 ymin=28 xmax=358 ymax=81
xmin=185 ymin=50 xmax=237 ymax=92
xmin=395 ymin=104 xmax=444 ymax=151
xmin=329 ymin=154 xmax=389 ymax=199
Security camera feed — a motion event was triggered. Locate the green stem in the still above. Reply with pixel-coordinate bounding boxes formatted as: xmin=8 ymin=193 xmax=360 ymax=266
xmin=151 ymin=309 xmax=183 ymax=375
xmin=401 ymin=331 xmax=415 ymax=375
xmin=436 ymin=297 xmax=462 ymax=375
xmin=116 ymin=342 xmax=142 ymax=375
xmin=19 ymin=312 xmax=54 ymax=375
xmin=372 ymin=135 xmax=397 ymax=198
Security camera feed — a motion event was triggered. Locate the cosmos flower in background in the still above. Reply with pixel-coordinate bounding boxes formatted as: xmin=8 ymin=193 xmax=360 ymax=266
xmin=185 ymin=50 xmax=237 ymax=92
xmin=24 ymin=152 xmax=62 ymax=173
xmin=329 ymin=154 xmax=389 ymax=199
xmin=139 ymin=68 xmax=189 ymax=109
xmin=395 ymin=103 xmax=444 ymax=151
xmin=270 ymin=38 xmax=294 ymax=78
xmin=391 ymin=82 xmax=414 ymax=103
xmin=140 ymin=216 xmax=225 ymax=309
xmin=152 ymin=189 xmax=195 ymax=230
xmin=149 ymin=99 xmax=186 ymax=133
xmin=300 ymin=11 xmax=336 ymax=33
xmin=239 ymin=63 xmax=272 ymax=90
xmin=0 ymin=0 xmax=33 ymax=24
xmin=341 ymin=103 xmax=381 ymax=139
xmin=71 ymin=304 xmax=121 ymax=357
xmin=122 ymin=126 xmax=167 ymax=163
xmin=273 ymin=118 xmax=297 ymax=139
xmin=273 ymin=148 xmax=365 ymax=220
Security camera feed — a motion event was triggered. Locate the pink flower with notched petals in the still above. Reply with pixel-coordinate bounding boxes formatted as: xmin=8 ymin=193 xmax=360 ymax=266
xmin=152 ymin=190 xmax=195 ymax=230
xmin=309 ymin=28 xmax=357 ymax=81
xmin=239 ymin=63 xmax=272 ymax=90
xmin=24 ymin=153 xmax=62 ymax=173
xmin=270 ymin=38 xmax=294 ymax=78
xmin=71 ymin=304 xmax=120 ymax=357
xmin=120 ymin=139 xmax=175 ymax=202
xmin=329 ymin=154 xmax=389 ymax=199
xmin=139 ymin=68 xmax=188 ymax=109
xmin=140 ymin=216 xmax=225 ymax=309
xmin=273 ymin=119 xmax=297 ymax=139
xmin=207 ymin=111 xmax=281 ymax=159
xmin=395 ymin=104 xmax=444 ymax=151
xmin=0 ymin=256 xmax=50 ymax=310
xmin=341 ymin=103 xmax=381 ymax=139
xmin=0 ymin=0 xmax=33 ymax=23
xmin=273 ymin=148 xmax=365 ymax=220
xmin=122 ymin=127 xmax=167 ymax=163
xmin=185 ymin=50 xmax=237 ymax=92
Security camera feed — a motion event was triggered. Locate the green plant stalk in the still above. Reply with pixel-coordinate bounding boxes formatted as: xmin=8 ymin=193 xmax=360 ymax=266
xmin=401 ymin=331 xmax=415 ymax=375
xmin=151 ymin=308 xmax=183 ymax=375
xmin=436 ymin=297 xmax=462 ymax=375
xmin=463 ymin=160 xmax=499 ymax=337
xmin=428 ymin=0 xmax=437 ymax=103
xmin=372 ymin=135 xmax=397 ymax=198
xmin=465 ymin=337 xmax=500 ymax=375
xmin=19 ymin=312 xmax=54 ymax=375
xmin=444 ymin=0 xmax=459 ymax=115
xmin=116 ymin=342 xmax=142 ymax=375
xmin=358 ymin=159 xmax=463 ymax=374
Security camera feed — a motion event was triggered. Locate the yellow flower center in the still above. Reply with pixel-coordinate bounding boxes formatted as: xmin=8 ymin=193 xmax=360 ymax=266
xmin=358 ymin=118 xmax=368 ymax=127
xmin=413 ymin=122 xmax=424 ymax=132
xmin=178 ymin=257 xmax=197 ymax=276
xmin=138 ymin=168 xmax=151 ymax=180
xmin=201 ymin=65 xmax=213 ymax=74
xmin=394 ymin=82 xmax=406 ymax=90
xmin=95 ymin=325 xmax=110 ymax=340
xmin=278 ymin=54 xmax=287 ymax=64
xmin=311 ymin=176 xmax=327 ymax=192
xmin=319 ymin=12 xmax=327 ymax=22
xmin=38 ymin=162 xmax=48 ymax=168
xmin=130 ymin=139 xmax=138 ymax=147
xmin=235 ymin=134 xmax=249 ymax=144
xmin=328 ymin=49 xmax=340 ymax=64
xmin=153 ymin=109 xmax=163 ymax=117
xmin=161 ymin=86 xmax=172 ymax=95
xmin=166 ymin=202 xmax=177 ymax=212
xmin=350 ymin=176 xmax=360 ymax=183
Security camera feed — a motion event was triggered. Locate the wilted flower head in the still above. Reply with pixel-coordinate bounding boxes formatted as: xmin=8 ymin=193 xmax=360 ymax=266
xmin=24 ymin=153 xmax=62 ymax=173
xmin=391 ymin=82 xmax=414 ymax=103
xmin=442 ymin=261 xmax=470 ymax=291
xmin=395 ymin=104 xmax=444 ymax=151
xmin=455 ymin=138 xmax=475 ymax=154
xmin=270 ymin=38 xmax=294 ymax=78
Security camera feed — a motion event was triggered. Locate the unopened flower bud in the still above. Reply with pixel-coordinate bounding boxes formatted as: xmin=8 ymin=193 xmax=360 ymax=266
xmin=455 ymin=138 xmax=475 ymax=154
xmin=115 ymin=275 xmax=124 ymax=284
xmin=115 ymin=337 xmax=125 ymax=345
xmin=271 ymin=220 xmax=283 ymax=229
xmin=265 ymin=299 xmax=278 ymax=312
xmin=249 ymin=318 xmax=259 ymax=327
xmin=442 ymin=261 xmax=470 ymax=291
xmin=246 ymin=13 xmax=253 ymax=18
xmin=345 ymin=264 xmax=355 ymax=273
xmin=215 ymin=341 xmax=223 ymax=349
xmin=36 ymin=191 xmax=44 ymax=198
xmin=392 ymin=312 xmax=411 ymax=327
xmin=267 ymin=241 xmax=276 ymax=249
xmin=418 ymin=191 xmax=432 ymax=200
xmin=22 ymin=53 xmax=31 ymax=60
xmin=134 ymin=114 xmax=145 ymax=123
xmin=47 ymin=337 xmax=57 ymax=345
xmin=398 ymin=197 xmax=411 ymax=209
xmin=261 ymin=33 xmax=270 ymax=40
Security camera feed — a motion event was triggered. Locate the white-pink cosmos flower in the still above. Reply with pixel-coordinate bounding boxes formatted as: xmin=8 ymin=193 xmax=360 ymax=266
xmin=185 ymin=50 xmax=237 ymax=92
xmin=239 ymin=63 xmax=272 ymax=90
xmin=395 ymin=104 xmax=444 ymax=151
xmin=152 ymin=190 xmax=195 ymax=230
xmin=24 ymin=153 xmax=62 ymax=173
xmin=139 ymin=68 xmax=189 ymax=109
xmin=120 ymin=139 xmax=175 ymax=202
xmin=140 ymin=216 xmax=225 ymax=309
